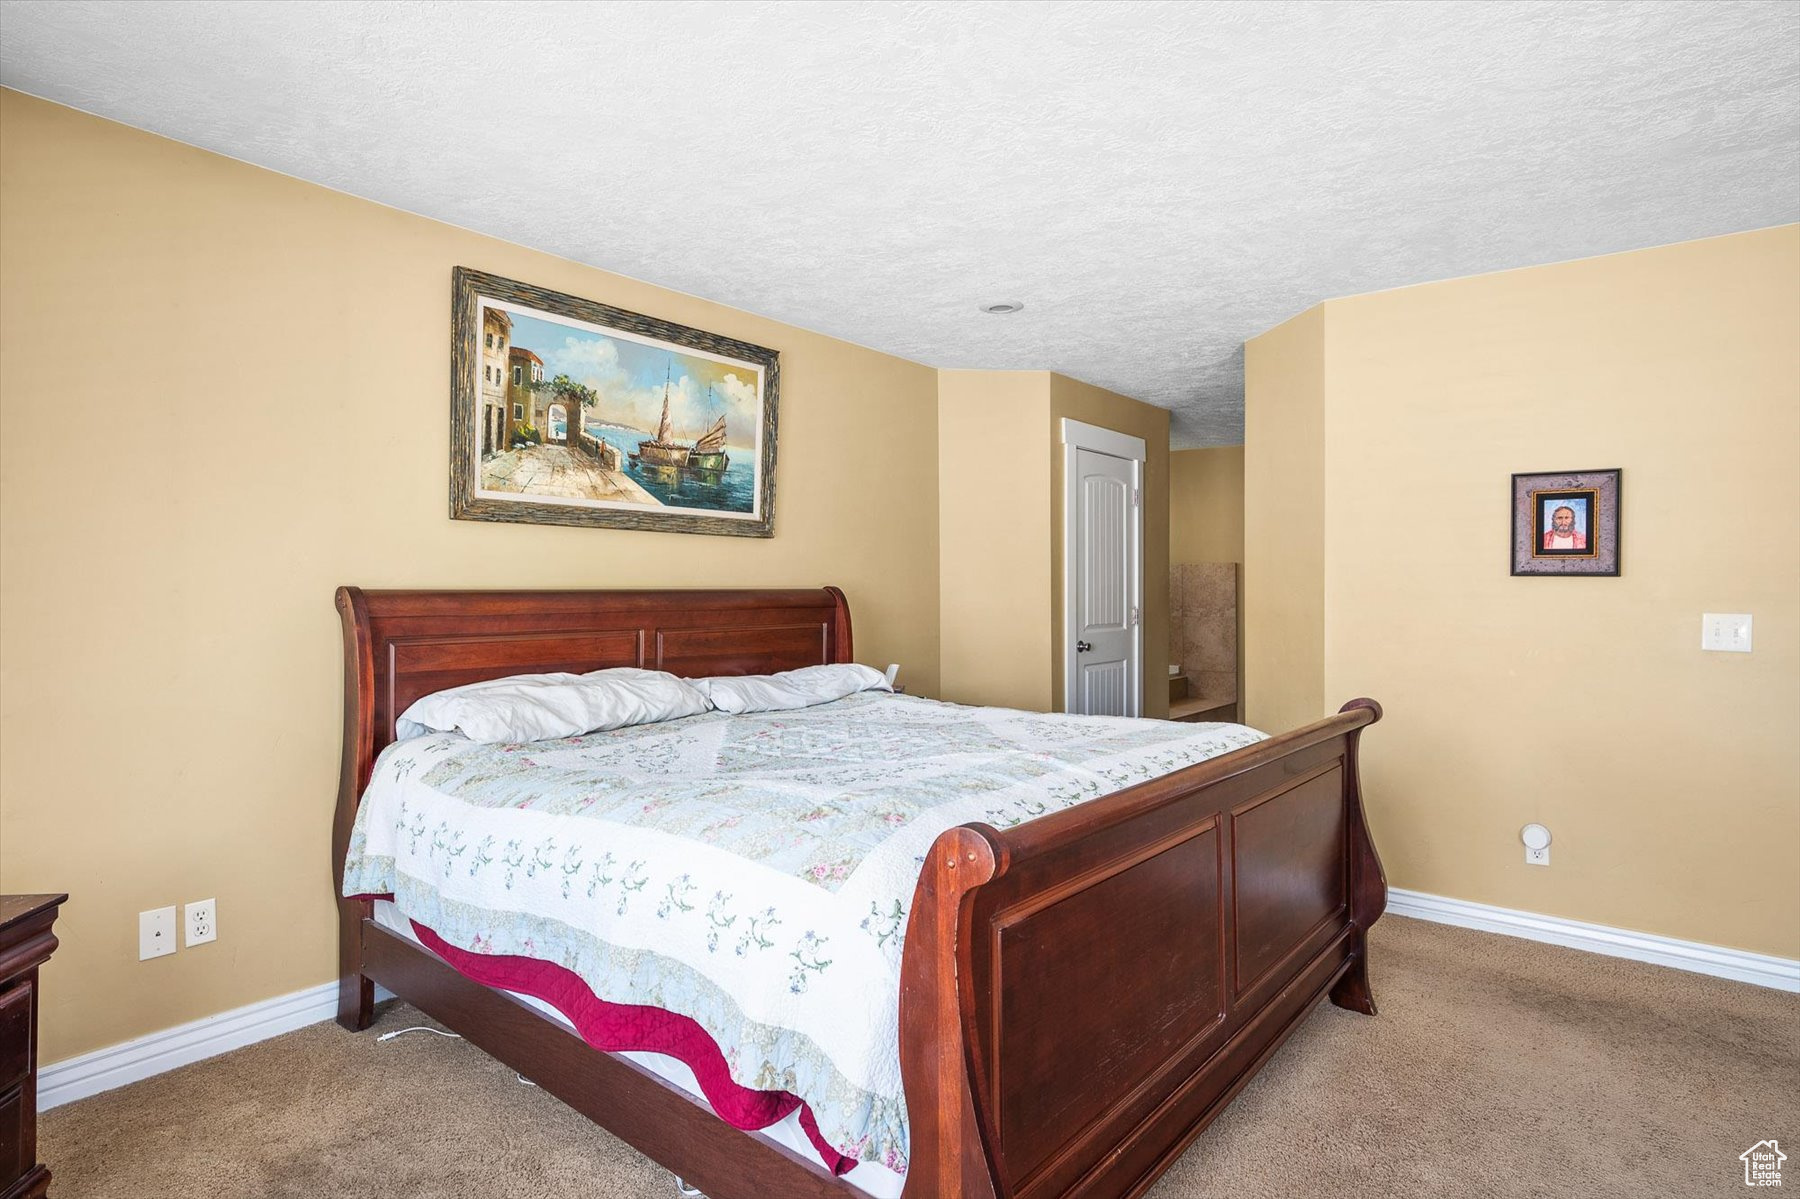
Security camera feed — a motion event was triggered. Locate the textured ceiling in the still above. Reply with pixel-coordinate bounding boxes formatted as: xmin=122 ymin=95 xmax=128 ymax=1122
xmin=2 ymin=1 xmax=1796 ymax=446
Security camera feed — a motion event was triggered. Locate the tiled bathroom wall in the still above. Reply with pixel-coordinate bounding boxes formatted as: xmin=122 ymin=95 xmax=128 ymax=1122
xmin=1169 ymin=562 xmax=1238 ymax=708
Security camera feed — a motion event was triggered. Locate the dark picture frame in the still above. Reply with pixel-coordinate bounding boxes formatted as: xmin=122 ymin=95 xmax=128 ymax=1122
xmin=1510 ymin=468 xmax=1621 ymax=576
xmin=450 ymin=267 xmax=779 ymax=537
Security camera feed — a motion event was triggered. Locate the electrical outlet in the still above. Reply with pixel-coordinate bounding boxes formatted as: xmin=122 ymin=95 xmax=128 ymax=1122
xmin=185 ymin=898 xmax=217 ymax=947
xmin=140 ymin=906 xmax=178 ymax=960
xmin=1525 ymin=845 xmax=1550 ymax=866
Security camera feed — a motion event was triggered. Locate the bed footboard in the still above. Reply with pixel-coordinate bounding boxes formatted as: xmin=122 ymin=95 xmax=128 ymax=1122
xmin=898 ymin=700 xmax=1385 ymax=1199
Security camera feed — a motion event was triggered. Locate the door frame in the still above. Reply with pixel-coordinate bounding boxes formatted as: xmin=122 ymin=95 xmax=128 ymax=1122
xmin=1060 ymin=417 xmax=1146 ymax=717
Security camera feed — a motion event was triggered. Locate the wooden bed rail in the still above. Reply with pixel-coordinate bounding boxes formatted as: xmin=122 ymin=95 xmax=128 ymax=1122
xmin=898 ymin=700 xmax=1386 ymax=1199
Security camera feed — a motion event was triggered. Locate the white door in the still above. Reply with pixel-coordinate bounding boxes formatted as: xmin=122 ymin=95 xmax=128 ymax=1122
xmin=1070 ymin=446 xmax=1140 ymax=716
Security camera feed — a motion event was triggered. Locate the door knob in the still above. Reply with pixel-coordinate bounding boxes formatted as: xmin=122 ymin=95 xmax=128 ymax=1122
xmin=1076 ymin=640 xmax=1093 ymax=653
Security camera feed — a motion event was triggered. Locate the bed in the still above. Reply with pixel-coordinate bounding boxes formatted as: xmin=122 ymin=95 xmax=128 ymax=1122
xmin=332 ymin=586 xmax=1386 ymax=1199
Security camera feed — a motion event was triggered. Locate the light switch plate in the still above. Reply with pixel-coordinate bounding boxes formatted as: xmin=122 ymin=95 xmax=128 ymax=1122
xmin=140 ymin=906 xmax=177 ymax=960
xmin=1701 ymin=613 xmax=1752 ymax=653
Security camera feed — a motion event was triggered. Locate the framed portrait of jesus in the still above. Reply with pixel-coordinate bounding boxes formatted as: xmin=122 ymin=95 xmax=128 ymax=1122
xmin=1510 ymin=469 xmax=1621 ymax=576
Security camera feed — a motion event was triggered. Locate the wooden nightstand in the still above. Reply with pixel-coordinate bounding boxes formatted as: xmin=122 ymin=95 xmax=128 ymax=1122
xmin=0 ymin=894 xmax=64 ymax=1199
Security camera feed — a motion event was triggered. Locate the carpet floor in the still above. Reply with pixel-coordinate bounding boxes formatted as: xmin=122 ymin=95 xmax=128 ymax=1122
xmin=42 ymin=916 xmax=1798 ymax=1198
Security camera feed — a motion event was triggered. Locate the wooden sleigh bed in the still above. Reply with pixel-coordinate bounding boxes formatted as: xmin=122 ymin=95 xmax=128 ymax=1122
xmin=332 ymin=586 xmax=1387 ymax=1199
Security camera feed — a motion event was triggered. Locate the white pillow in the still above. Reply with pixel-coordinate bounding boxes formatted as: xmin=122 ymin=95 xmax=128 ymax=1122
xmin=397 ymin=667 xmax=709 ymax=743
xmin=697 ymin=663 xmax=892 ymax=715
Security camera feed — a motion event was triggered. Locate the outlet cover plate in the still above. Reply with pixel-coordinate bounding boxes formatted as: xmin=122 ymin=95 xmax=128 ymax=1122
xmin=185 ymin=898 xmax=217 ymax=947
xmin=140 ymin=906 xmax=177 ymax=960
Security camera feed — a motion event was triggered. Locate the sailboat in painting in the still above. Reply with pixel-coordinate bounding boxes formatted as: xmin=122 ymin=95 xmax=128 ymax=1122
xmin=629 ymin=367 xmax=731 ymax=480
xmin=686 ymin=389 xmax=730 ymax=477
xmin=630 ymin=364 xmax=691 ymax=470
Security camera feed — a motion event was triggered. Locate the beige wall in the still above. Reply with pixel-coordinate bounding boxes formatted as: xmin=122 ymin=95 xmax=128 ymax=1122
xmin=935 ymin=371 xmax=1170 ymax=717
xmin=1247 ymin=226 xmax=1800 ymax=958
xmin=0 ymin=91 xmax=944 ymax=1063
xmin=937 ymin=370 xmax=1055 ymax=710
xmin=1050 ymin=374 xmax=1171 ymax=719
xmin=1169 ymin=446 xmax=1244 ymax=565
xmin=1243 ymin=305 xmax=1327 ymax=735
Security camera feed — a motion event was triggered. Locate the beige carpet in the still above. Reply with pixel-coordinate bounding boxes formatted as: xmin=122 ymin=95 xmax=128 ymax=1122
xmin=43 ymin=917 xmax=1798 ymax=1197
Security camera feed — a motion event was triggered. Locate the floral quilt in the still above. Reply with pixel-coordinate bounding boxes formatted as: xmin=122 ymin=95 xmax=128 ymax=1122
xmin=342 ymin=691 xmax=1264 ymax=1175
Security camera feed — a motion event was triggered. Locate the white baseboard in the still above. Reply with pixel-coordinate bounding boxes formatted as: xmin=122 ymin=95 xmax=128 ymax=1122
xmin=40 ymin=982 xmax=395 ymax=1111
xmin=41 ymin=892 xmax=1798 ymax=1112
xmin=1387 ymin=887 xmax=1800 ymax=993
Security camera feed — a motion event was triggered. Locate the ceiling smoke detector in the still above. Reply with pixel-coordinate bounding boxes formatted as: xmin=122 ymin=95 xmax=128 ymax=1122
xmin=979 ymin=301 xmax=1025 ymax=314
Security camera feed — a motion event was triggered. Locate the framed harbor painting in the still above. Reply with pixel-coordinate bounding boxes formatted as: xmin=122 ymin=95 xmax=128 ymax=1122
xmin=1510 ymin=468 xmax=1620 ymax=576
xmin=450 ymin=267 xmax=779 ymax=537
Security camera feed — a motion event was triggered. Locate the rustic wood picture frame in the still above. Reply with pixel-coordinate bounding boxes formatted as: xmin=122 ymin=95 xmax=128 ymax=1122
xmin=1510 ymin=468 xmax=1621 ymax=576
xmin=450 ymin=267 xmax=780 ymax=537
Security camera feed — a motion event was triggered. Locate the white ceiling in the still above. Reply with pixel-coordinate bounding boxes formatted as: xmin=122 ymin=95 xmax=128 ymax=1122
xmin=3 ymin=1 xmax=1795 ymax=446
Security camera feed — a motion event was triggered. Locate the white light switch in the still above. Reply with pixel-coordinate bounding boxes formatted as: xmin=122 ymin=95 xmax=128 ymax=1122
xmin=1701 ymin=613 xmax=1753 ymax=653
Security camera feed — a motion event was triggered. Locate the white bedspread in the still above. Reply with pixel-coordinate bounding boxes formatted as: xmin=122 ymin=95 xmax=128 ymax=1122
xmin=342 ymin=691 xmax=1264 ymax=1177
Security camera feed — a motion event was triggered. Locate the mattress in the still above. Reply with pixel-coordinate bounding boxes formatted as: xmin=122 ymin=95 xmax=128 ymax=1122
xmin=344 ymin=690 xmax=1265 ymax=1180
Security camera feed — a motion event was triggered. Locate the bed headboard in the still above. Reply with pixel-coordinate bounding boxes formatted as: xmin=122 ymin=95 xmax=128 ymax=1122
xmin=334 ymin=586 xmax=853 ymax=812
